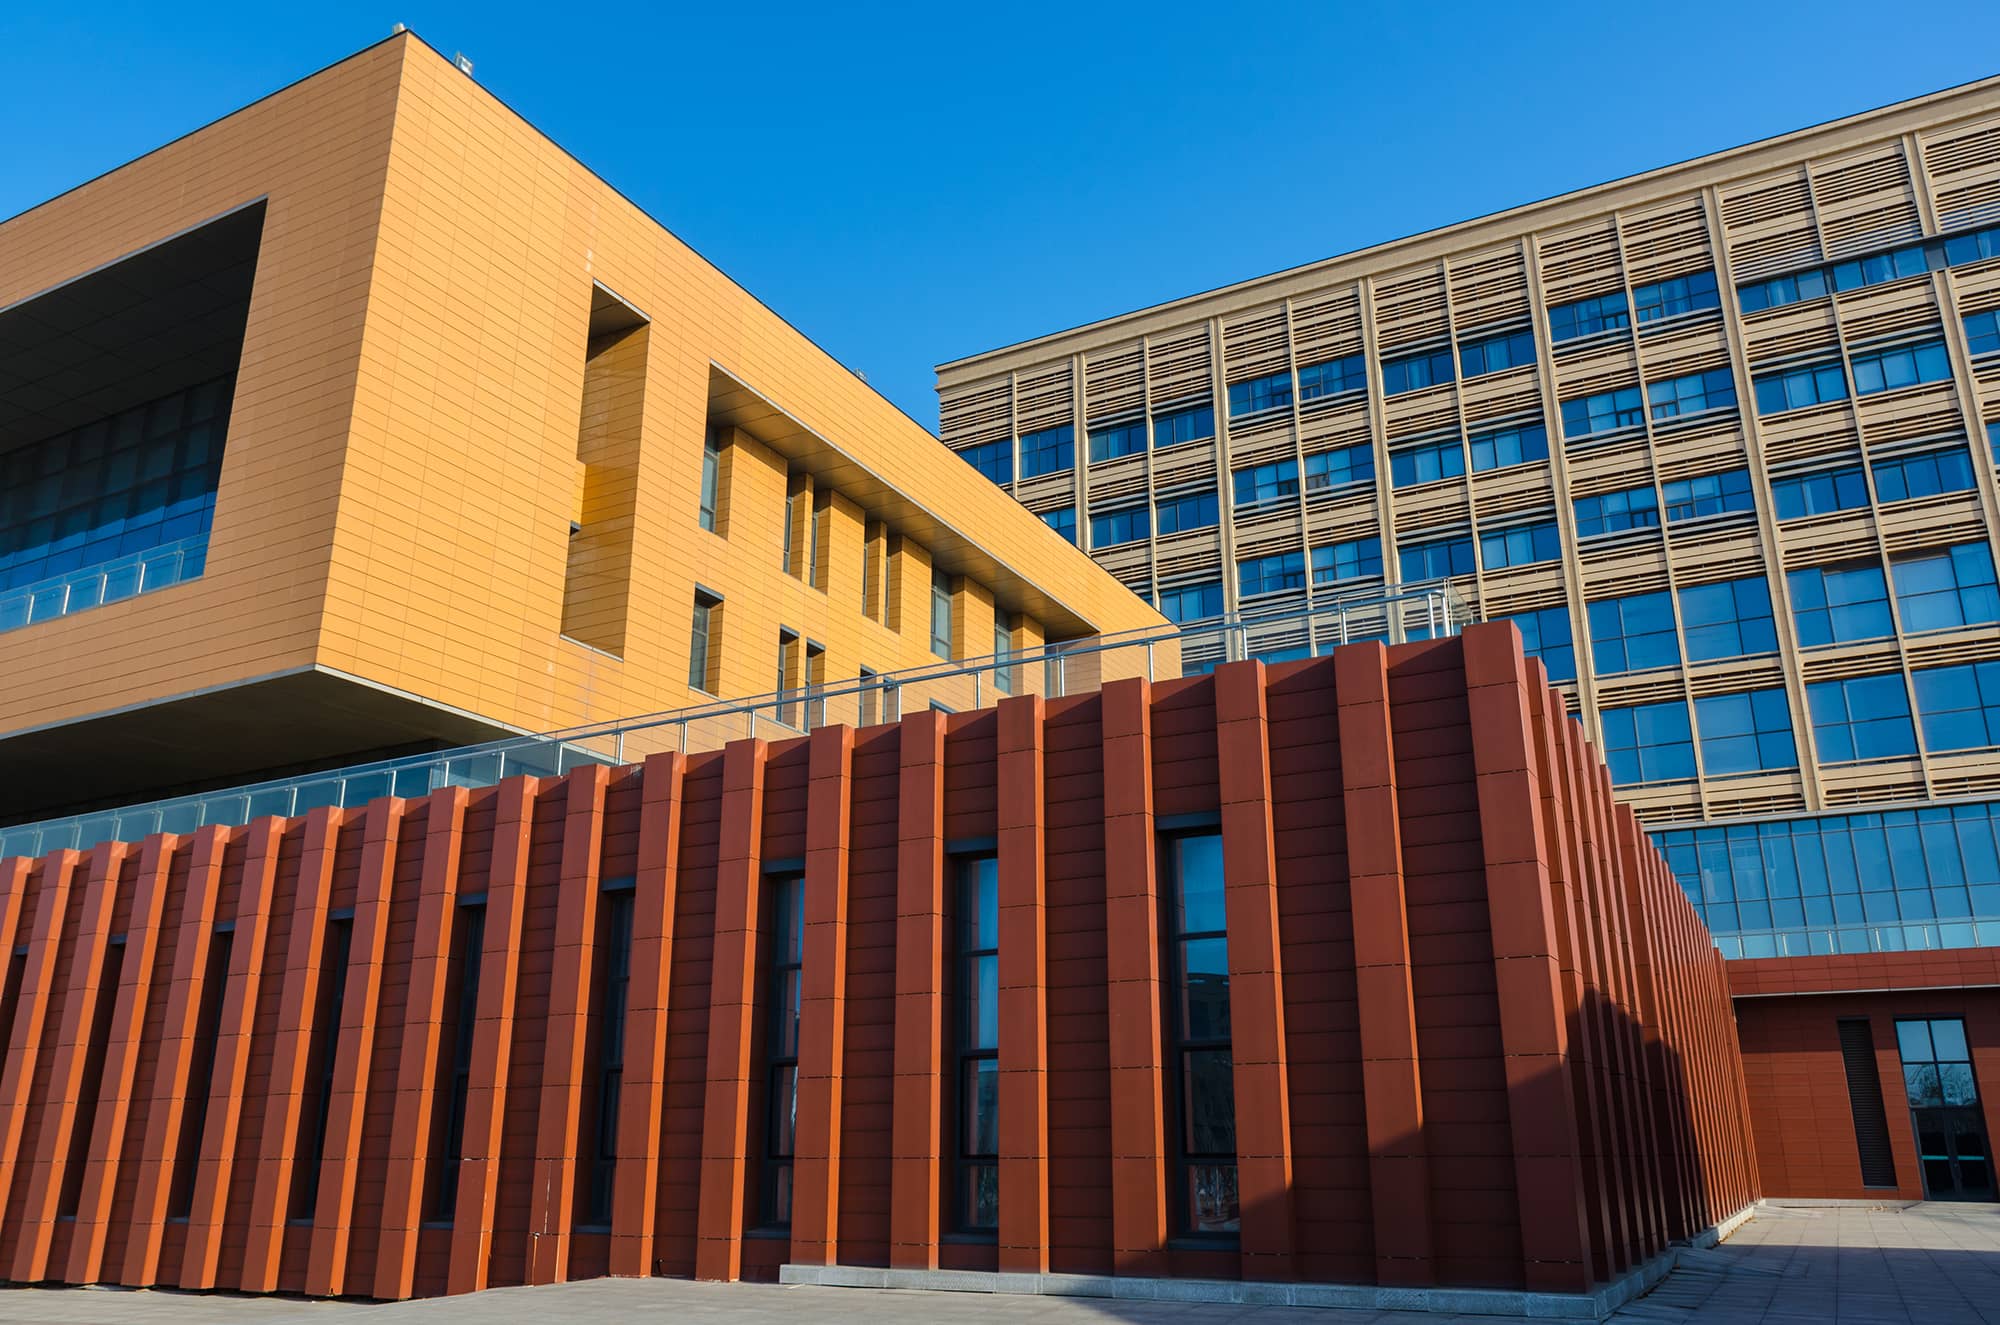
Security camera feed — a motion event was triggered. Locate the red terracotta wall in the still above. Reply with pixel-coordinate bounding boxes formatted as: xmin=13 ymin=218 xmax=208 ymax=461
xmin=0 ymin=624 xmax=1757 ymax=1300
xmin=1732 ymin=952 xmax=2000 ymax=1200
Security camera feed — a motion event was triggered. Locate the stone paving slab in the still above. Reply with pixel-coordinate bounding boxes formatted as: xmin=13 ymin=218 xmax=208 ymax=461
xmin=5 ymin=1202 xmax=2000 ymax=1325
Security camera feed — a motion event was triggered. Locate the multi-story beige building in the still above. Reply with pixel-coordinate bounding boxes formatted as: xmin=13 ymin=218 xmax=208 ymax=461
xmin=938 ymin=77 xmax=2000 ymax=953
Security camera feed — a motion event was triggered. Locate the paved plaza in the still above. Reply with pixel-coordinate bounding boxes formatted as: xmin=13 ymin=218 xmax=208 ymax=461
xmin=4 ymin=1202 xmax=1999 ymax=1325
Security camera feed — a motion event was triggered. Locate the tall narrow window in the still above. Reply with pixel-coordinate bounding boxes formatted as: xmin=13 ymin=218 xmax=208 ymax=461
xmin=169 ymin=927 xmax=233 ymax=1220
xmin=955 ymin=855 xmax=999 ymax=1232
xmin=993 ymin=615 xmax=1014 ymax=695
xmin=761 ymin=873 xmax=804 ymax=1227
xmin=689 ymin=589 xmax=722 ymax=693
xmin=293 ymin=915 xmax=353 ymax=1222
xmin=1163 ymin=832 xmax=1236 ymax=1236
xmin=581 ymin=886 xmax=634 ymax=1228
xmin=776 ymin=629 xmax=800 ymax=728
xmin=782 ymin=476 xmax=807 ymax=577
xmin=804 ymin=641 xmax=827 ymax=729
xmin=425 ymin=901 xmax=485 ymax=1223
xmin=699 ymin=430 xmax=722 ymax=531
xmin=931 ymin=569 xmax=954 ymax=659
xmin=858 ymin=665 xmax=884 ymax=727
xmin=808 ymin=491 xmax=830 ymax=589
xmin=57 ymin=935 xmax=126 ymax=1219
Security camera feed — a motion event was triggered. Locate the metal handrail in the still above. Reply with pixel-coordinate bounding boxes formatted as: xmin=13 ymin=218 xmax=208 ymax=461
xmin=0 ymin=581 xmax=1473 ymax=858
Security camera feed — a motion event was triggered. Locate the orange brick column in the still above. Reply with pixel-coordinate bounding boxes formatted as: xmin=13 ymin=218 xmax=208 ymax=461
xmin=308 ymin=797 xmax=407 ymax=1298
xmin=694 ymin=740 xmax=769 ymax=1281
xmin=524 ymin=767 xmax=610 ymax=1287
xmin=0 ymin=850 xmax=81 ymax=1233
xmin=375 ymin=787 xmax=472 ymax=1299
xmin=1334 ymin=643 xmax=1432 ymax=1287
xmin=66 ymin=835 xmax=177 ymax=1284
xmin=888 ymin=710 xmax=947 ymax=1271
xmin=12 ymin=841 xmax=127 ymax=1283
xmin=121 ymin=827 xmax=226 ymax=1287
xmin=996 ymin=694 xmax=1049 ymax=1274
xmin=790 ymin=728 xmax=854 ymax=1267
xmin=241 ymin=807 xmax=342 ymax=1291
xmin=446 ymin=777 xmax=536 ymax=1296
xmin=1461 ymin=625 xmax=1591 ymax=1293
xmin=1525 ymin=678 xmax=1615 ymax=1282
xmin=611 ymin=752 xmax=688 ymax=1277
xmin=1101 ymin=677 xmax=1168 ymax=1276
xmin=182 ymin=817 xmax=284 ymax=1289
xmin=1213 ymin=661 xmax=1294 ymax=1282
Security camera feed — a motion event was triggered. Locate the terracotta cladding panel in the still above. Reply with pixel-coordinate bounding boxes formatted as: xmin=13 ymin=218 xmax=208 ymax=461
xmin=0 ymin=633 xmax=1760 ymax=1300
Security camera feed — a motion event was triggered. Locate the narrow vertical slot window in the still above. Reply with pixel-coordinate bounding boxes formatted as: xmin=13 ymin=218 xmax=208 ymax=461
xmin=955 ymin=855 xmax=999 ymax=1232
xmin=1164 ymin=832 xmax=1236 ymax=1236
xmin=425 ymin=901 xmax=485 ymax=1223
xmin=292 ymin=914 xmax=353 ymax=1222
xmin=581 ymin=886 xmax=635 ymax=1228
xmin=760 ymin=873 xmax=805 ymax=1227
xmin=169 ymin=927 xmax=233 ymax=1220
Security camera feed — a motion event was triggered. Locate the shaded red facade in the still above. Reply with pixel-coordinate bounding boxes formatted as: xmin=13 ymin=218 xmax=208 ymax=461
xmin=1733 ymin=952 xmax=2000 ymax=1201
xmin=0 ymin=625 xmax=1757 ymax=1300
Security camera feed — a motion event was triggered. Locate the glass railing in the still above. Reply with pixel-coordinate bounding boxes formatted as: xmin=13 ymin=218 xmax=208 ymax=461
xmin=1718 ymin=917 xmax=2000 ymax=960
xmin=0 ymin=580 xmax=1473 ymax=859
xmin=0 ymin=535 xmax=209 ymax=634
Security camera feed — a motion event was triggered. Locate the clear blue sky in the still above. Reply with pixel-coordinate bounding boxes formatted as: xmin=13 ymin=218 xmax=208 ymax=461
xmin=4 ymin=2 xmax=1998 ymax=431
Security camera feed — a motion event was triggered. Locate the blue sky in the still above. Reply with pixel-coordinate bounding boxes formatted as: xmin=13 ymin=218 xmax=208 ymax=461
xmin=5 ymin=2 xmax=1998 ymax=430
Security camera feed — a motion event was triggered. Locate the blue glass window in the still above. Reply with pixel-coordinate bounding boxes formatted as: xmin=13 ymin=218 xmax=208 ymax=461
xmin=1647 ymin=369 xmax=1737 ymax=420
xmin=1158 ymin=581 xmax=1225 ymax=624
xmin=1548 ymin=291 xmax=1630 ymax=342
xmin=1807 ymin=673 xmax=1918 ymax=762
xmin=1828 ymin=244 xmax=1933 ymax=293
xmin=1771 ymin=464 xmax=1869 ymax=519
xmin=1788 ymin=562 xmax=1893 ymax=647
xmin=958 ymin=439 xmax=1011 ymax=484
xmin=1039 ymin=507 xmax=1076 ymax=544
xmin=1601 ymin=701 xmax=1696 ymax=785
xmin=1851 ymin=340 xmax=1951 ymax=396
xmin=1966 ymin=311 xmax=2000 ymax=358
xmin=1913 ymin=661 xmax=2000 ymax=752
xmin=1890 ymin=543 xmax=2000 ymax=632
xmin=1090 ymin=505 xmax=1149 ymax=549
xmin=1303 ymin=444 xmax=1373 ymax=492
xmin=1738 ymin=268 xmax=1830 ymax=313
xmin=1695 ymin=689 xmax=1797 ymax=775
xmin=1753 ymin=362 xmax=1848 ymax=414
xmin=1458 ymin=329 xmax=1536 ymax=378
xmin=0 ymin=376 xmax=231 ymax=600
xmin=1468 ymin=423 xmax=1549 ymax=472
xmin=1872 ymin=447 xmax=1975 ymax=503
xmin=1312 ymin=536 xmax=1381 ymax=584
xmin=1389 ymin=438 xmax=1466 ymax=488
xmin=1633 ymin=270 xmax=1720 ymax=323
xmin=1560 ymin=387 xmax=1645 ymax=439
xmin=1238 ymin=550 xmax=1306 ymax=597
xmin=1232 ymin=459 xmax=1299 ymax=507
xmin=1945 ymin=226 xmax=2000 ymax=266
xmin=1588 ymin=591 xmax=1680 ymax=673
xmin=1573 ymin=484 xmax=1659 ymax=537
xmin=1155 ymin=489 xmax=1219 ymax=535
xmin=1398 ymin=536 xmax=1475 ymax=581
xmin=1478 ymin=519 xmax=1561 ymax=569
xmin=1297 ymin=355 xmax=1366 ymax=402
xmin=1018 ymin=424 xmax=1074 ymax=477
xmin=1678 ymin=577 xmax=1778 ymax=661
xmin=1506 ymin=606 xmax=1575 ymax=682
xmin=1152 ymin=404 xmax=1215 ymax=448
xmin=1088 ymin=420 xmax=1147 ymax=463
xmin=1228 ymin=371 xmax=1292 ymax=417
xmin=1381 ymin=347 xmax=1455 ymax=396
xmin=1661 ymin=469 xmax=1753 ymax=522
